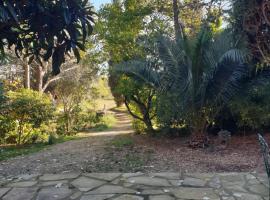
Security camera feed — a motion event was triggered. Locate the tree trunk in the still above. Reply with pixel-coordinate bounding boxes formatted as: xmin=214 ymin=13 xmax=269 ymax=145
xmin=36 ymin=66 xmax=45 ymax=92
xmin=23 ymin=60 xmax=30 ymax=89
xmin=173 ymin=0 xmax=183 ymax=41
xmin=144 ymin=115 xmax=155 ymax=133
xmin=18 ymin=121 xmax=23 ymax=145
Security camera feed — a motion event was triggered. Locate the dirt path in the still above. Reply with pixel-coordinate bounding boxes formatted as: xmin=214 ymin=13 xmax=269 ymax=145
xmin=0 ymin=110 xmax=134 ymax=177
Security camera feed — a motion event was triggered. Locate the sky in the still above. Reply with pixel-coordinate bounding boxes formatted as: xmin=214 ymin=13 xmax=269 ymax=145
xmin=92 ymin=0 xmax=111 ymax=9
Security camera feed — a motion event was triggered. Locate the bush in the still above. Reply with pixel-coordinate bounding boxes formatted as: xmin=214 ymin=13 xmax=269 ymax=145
xmin=156 ymin=93 xmax=183 ymax=129
xmin=100 ymin=114 xmax=117 ymax=128
xmin=230 ymin=83 xmax=270 ymax=132
xmin=132 ymin=119 xmax=147 ymax=134
xmin=1 ymin=89 xmax=54 ymax=145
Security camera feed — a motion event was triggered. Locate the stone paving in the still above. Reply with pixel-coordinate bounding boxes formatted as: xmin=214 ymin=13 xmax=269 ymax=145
xmin=0 ymin=172 xmax=269 ymax=200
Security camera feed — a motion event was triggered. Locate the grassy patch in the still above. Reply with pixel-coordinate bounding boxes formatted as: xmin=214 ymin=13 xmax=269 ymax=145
xmin=91 ymin=114 xmax=117 ymax=132
xmin=111 ymin=137 xmax=134 ymax=148
xmin=92 ymin=124 xmax=110 ymax=132
xmin=0 ymin=135 xmax=82 ymax=161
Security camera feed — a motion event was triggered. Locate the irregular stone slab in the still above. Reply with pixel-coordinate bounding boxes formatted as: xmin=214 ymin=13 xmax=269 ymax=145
xmin=149 ymin=195 xmax=175 ymax=200
xmin=111 ymin=178 xmax=121 ymax=185
xmin=84 ymin=173 xmax=121 ymax=181
xmin=150 ymin=173 xmax=180 ymax=180
xmin=221 ymin=197 xmax=235 ymax=200
xmin=127 ymin=177 xmax=171 ymax=187
xmin=219 ymin=173 xmax=245 ymax=182
xmin=233 ymin=192 xmax=263 ymax=200
xmin=246 ymin=184 xmax=268 ymax=196
xmin=80 ymin=194 xmax=115 ymax=200
xmin=71 ymin=176 xmax=105 ymax=192
xmin=112 ymin=194 xmax=144 ymax=200
xmin=169 ymin=179 xmax=183 ymax=186
xmin=70 ymin=191 xmax=82 ymax=200
xmin=8 ymin=181 xmax=37 ymax=187
xmin=186 ymin=173 xmax=214 ymax=181
xmin=39 ymin=173 xmax=80 ymax=181
xmin=36 ymin=187 xmax=73 ymax=200
xmin=2 ymin=187 xmax=37 ymax=200
xmin=208 ymin=177 xmax=221 ymax=189
xmin=171 ymin=187 xmax=219 ymax=200
xmin=16 ymin=174 xmax=40 ymax=181
xmin=86 ymin=185 xmax=136 ymax=194
xmin=0 ymin=188 xmax=10 ymax=198
xmin=40 ymin=180 xmax=69 ymax=187
xmin=222 ymin=181 xmax=247 ymax=193
xmin=182 ymin=177 xmax=206 ymax=187
xmin=142 ymin=189 xmax=165 ymax=195
xmin=122 ymin=173 xmax=144 ymax=178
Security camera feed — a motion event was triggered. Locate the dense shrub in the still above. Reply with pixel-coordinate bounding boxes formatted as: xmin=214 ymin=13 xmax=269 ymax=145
xmin=156 ymin=93 xmax=183 ymax=129
xmin=230 ymin=83 xmax=270 ymax=132
xmin=132 ymin=119 xmax=147 ymax=134
xmin=0 ymin=89 xmax=54 ymax=145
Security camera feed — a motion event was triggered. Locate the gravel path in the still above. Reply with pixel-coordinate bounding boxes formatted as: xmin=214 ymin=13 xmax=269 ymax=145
xmin=0 ymin=110 xmax=133 ymax=177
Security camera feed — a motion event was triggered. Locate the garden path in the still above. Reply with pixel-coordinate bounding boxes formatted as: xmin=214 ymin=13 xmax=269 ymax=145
xmin=0 ymin=110 xmax=133 ymax=177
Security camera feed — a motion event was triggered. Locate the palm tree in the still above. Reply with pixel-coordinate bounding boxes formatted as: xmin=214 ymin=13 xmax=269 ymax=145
xmin=116 ymin=29 xmax=249 ymax=143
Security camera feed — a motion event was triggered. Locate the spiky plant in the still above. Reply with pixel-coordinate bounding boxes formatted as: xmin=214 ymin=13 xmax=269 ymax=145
xmin=116 ymin=29 xmax=249 ymax=139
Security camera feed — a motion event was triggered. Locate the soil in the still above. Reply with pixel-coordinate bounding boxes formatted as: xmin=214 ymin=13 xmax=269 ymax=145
xmin=0 ymin=109 xmax=268 ymax=177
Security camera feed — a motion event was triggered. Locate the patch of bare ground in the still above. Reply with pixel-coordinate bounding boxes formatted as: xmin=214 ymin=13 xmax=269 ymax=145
xmin=93 ymin=133 xmax=268 ymax=173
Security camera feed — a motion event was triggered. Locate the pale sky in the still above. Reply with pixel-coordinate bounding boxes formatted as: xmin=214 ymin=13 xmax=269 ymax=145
xmin=92 ymin=0 xmax=111 ymax=9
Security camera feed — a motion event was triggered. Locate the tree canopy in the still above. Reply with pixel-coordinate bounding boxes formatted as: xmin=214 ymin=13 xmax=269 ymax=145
xmin=0 ymin=0 xmax=95 ymax=74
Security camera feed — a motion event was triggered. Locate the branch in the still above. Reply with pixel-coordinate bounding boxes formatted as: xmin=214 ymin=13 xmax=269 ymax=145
xmin=124 ymin=97 xmax=144 ymax=121
xmin=42 ymin=65 xmax=79 ymax=92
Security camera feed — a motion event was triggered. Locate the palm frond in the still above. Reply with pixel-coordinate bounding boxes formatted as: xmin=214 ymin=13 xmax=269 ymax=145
xmin=114 ymin=60 xmax=161 ymax=88
xmin=201 ymin=49 xmax=249 ymax=106
xmin=157 ymin=37 xmax=192 ymax=95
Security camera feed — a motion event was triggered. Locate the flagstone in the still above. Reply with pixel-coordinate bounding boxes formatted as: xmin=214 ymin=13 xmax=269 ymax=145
xmin=84 ymin=173 xmax=122 ymax=181
xmin=171 ymin=187 xmax=220 ymax=200
xmin=0 ymin=188 xmax=10 ymax=198
xmin=86 ymin=185 xmax=136 ymax=194
xmin=71 ymin=176 xmax=105 ymax=192
xmin=182 ymin=177 xmax=207 ymax=187
xmin=80 ymin=194 xmax=115 ymax=200
xmin=127 ymin=176 xmax=171 ymax=187
xmin=36 ymin=187 xmax=73 ymax=200
xmin=2 ymin=187 xmax=38 ymax=200
xmin=112 ymin=194 xmax=144 ymax=200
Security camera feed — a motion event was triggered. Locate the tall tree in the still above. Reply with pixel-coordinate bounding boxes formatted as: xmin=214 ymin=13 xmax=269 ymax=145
xmin=97 ymin=0 xmax=152 ymax=105
xmin=231 ymin=0 xmax=270 ymax=66
xmin=0 ymin=0 xmax=95 ymax=75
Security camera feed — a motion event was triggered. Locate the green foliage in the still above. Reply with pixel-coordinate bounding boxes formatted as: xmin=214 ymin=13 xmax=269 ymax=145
xmin=0 ymin=82 xmax=5 ymax=107
xmin=47 ymin=134 xmax=55 ymax=145
xmin=93 ymin=114 xmax=117 ymax=131
xmin=116 ymin=29 xmax=249 ymax=135
xmin=115 ymin=75 xmax=156 ymax=132
xmin=155 ymin=92 xmax=183 ymax=128
xmin=230 ymin=83 xmax=270 ymax=131
xmin=132 ymin=119 xmax=147 ymax=134
xmin=0 ymin=0 xmax=95 ymax=75
xmin=97 ymin=0 xmax=152 ymax=105
xmin=97 ymin=0 xmax=151 ymax=63
xmin=0 ymin=89 xmax=54 ymax=145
